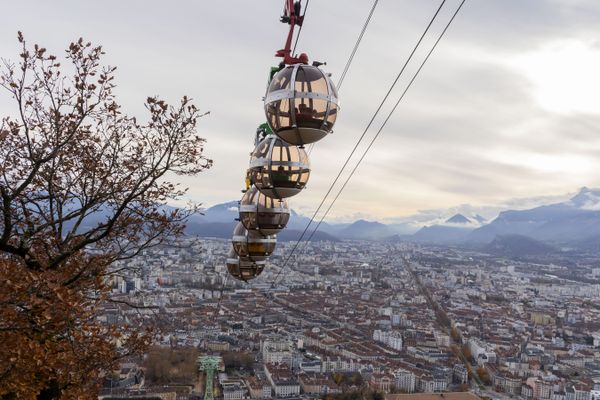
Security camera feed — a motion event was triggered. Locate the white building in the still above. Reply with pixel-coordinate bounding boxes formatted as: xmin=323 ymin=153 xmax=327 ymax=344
xmin=321 ymin=357 xmax=361 ymax=373
xmin=299 ymin=360 xmax=322 ymax=373
xmin=468 ymin=338 xmax=496 ymax=365
xmin=373 ymin=329 xmax=403 ymax=351
xmin=394 ymin=369 xmax=416 ymax=393
xmin=262 ymin=336 xmax=292 ymax=366
xmin=434 ymin=331 xmax=451 ymax=347
xmin=592 ymin=332 xmax=600 ymax=348
xmin=273 ymin=381 xmax=300 ymax=398
xmin=222 ymin=381 xmax=247 ymax=400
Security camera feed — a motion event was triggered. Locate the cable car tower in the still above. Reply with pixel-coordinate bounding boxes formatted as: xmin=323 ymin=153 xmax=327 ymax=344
xmin=227 ymin=0 xmax=340 ymax=282
xmin=198 ymin=355 xmax=222 ymax=400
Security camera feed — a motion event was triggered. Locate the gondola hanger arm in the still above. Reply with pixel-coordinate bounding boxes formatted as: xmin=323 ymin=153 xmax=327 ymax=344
xmin=275 ymin=0 xmax=309 ymax=65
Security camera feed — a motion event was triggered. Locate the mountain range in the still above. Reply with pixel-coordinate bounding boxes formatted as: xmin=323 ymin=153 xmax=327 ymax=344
xmin=188 ymin=187 xmax=600 ymax=253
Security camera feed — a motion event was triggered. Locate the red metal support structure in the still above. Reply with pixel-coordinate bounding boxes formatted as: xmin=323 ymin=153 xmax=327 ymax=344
xmin=275 ymin=0 xmax=309 ymax=65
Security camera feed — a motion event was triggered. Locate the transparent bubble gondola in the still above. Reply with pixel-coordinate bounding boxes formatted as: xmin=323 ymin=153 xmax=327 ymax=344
xmin=249 ymin=135 xmax=310 ymax=199
xmin=264 ymin=64 xmax=339 ymax=146
xmin=239 ymin=186 xmax=290 ymax=235
xmin=231 ymin=222 xmax=277 ymax=261
xmin=226 ymin=248 xmax=266 ymax=282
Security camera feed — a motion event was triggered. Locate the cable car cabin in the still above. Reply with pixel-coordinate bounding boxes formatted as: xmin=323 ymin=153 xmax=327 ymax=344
xmin=226 ymin=248 xmax=265 ymax=282
xmin=240 ymin=186 xmax=290 ymax=235
xmin=264 ymin=64 xmax=339 ymax=146
xmin=231 ymin=222 xmax=277 ymax=261
xmin=249 ymin=135 xmax=310 ymax=199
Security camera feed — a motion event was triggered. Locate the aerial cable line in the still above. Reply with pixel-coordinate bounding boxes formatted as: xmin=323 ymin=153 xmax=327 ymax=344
xmin=292 ymin=0 xmax=310 ymax=56
xmin=268 ymin=0 xmax=449 ymax=290
xmin=307 ymin=0 xmax=380 ymax=157
xmin=215 ymin=273 xmax=229 ymax=315
xmin=288 ymin=0 xmax=314 ymax=155
xmin=337 ymin=0 xmax=380 ymax=91
xmin=297 ymin=0 xmax=468 ymax=261
xmin=269 ymin=0 xmax=448 ymax=289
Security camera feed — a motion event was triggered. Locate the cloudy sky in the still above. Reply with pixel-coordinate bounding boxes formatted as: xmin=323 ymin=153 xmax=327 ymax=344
xmin=1 ymin=0 xmax=600 ymax=222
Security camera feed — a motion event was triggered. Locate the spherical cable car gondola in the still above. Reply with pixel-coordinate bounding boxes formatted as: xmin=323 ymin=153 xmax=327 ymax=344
xmin=265 ymin=64 xmax=339 ymax=146
xmin=231 ymin=222 xmax=277 ymax=261
xmin=249 ymin=134 xmax=310 ymax=199
xmin=226 ymin=248 xmax=266 ymax=282
xmin=239 ymin=186 xmax=290 ymax=236
xmin=225 ymin=0 xmax=341 ymax=284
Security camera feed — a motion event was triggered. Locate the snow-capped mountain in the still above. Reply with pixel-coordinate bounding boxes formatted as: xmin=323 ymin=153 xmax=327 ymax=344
xmin=445 ymin=214 xmax=471 ymax=224
xmin=184 ymin=187 xmax=600 ymax=247
xmin=409 ymin=213 xmax=488 ymax=243
xmin=467 ymin=187 xmax=600 ymax=245
xmin=567 ymin=186 xmax=600 ymax=210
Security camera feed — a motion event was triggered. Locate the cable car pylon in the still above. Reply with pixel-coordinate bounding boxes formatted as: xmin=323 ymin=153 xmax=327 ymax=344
xmin=227 ymin=0 xmax=340 ymax=282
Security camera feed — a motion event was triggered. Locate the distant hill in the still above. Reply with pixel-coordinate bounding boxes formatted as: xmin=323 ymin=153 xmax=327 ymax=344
xmin=386 ymin=223 xmax=421 ymax=235
xmin=196 ymin=201 xmax=239 ymax=223
xmin=483 ymin=234 xmax=556 ymax=257
xmin=336 ymin=219 xmax=393 ymax=240
xmin=573 ymin=234 xmax=600 ymax=252
xmin=409 ymin=213 xmax=480 ymax=243
xmin=277 ymin=229 xmax=339 ymax=242
xmin=472 ymin=214 xmax=487 ymax=224
xmin=411 ymin=225 xmax=474 ymax=244
xmin=445 ymin=213 xmax=471 ymax=224
xmin=185 ymin=221 xmax=236 ymax=238
xmin=194 ymin=201 xmax=338 ymax=234
xmin=186 ymin=187 xmax=600 ymax=247
xmin=468 ymin=187 xmax=600 ymax=244
xmin=185 ymin=220 xmax=338 ymax=242
xmin=384 ymin=234 xmax=413 ymax=242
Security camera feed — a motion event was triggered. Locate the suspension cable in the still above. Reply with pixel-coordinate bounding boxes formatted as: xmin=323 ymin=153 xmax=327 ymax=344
xmin=308 ymin=0 xmax=380 ymax=158
xmin=215 ymin=273 xmax=228 ymax=315
xmin=337 ymin=0 xmax=380 ymax=91
xmin=292 ymin=0 xmax=311 ymax=56
xmin=268 ymin=0 xmax=449 ymax=289
xmin=297 ymin=0 xmax=468 ymax=262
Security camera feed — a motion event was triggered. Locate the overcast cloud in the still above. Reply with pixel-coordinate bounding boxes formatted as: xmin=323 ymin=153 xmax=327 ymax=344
xmin=1 ymin=0 xmax=599 ymax=221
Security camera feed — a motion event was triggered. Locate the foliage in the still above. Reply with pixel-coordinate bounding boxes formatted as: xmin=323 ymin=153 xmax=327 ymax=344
xmin=461 ymin=344 xmax=473 ymax=361
xmin=332 ymin=372 xmax=344 ymax=386
xmin=450 ymin=327 xmax=462 ymax=343
xmin=458 ymin=383 xmax=471 ymax=391
xmin=222 ymin=351 xmax=254 ymax=370
xmin=330 ymin=372 xmax=364 ymax=388
xmin=477 ymin=366 xmax=491 ymax=385
xmin=0 ymin=33 xmax=211 ymax=399
xmin=143 ymin=347 xmax=200 ymax=385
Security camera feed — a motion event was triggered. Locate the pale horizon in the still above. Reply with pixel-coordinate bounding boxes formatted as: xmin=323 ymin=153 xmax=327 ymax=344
xmin=197 ymin=185 xmax=589 ymax=225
